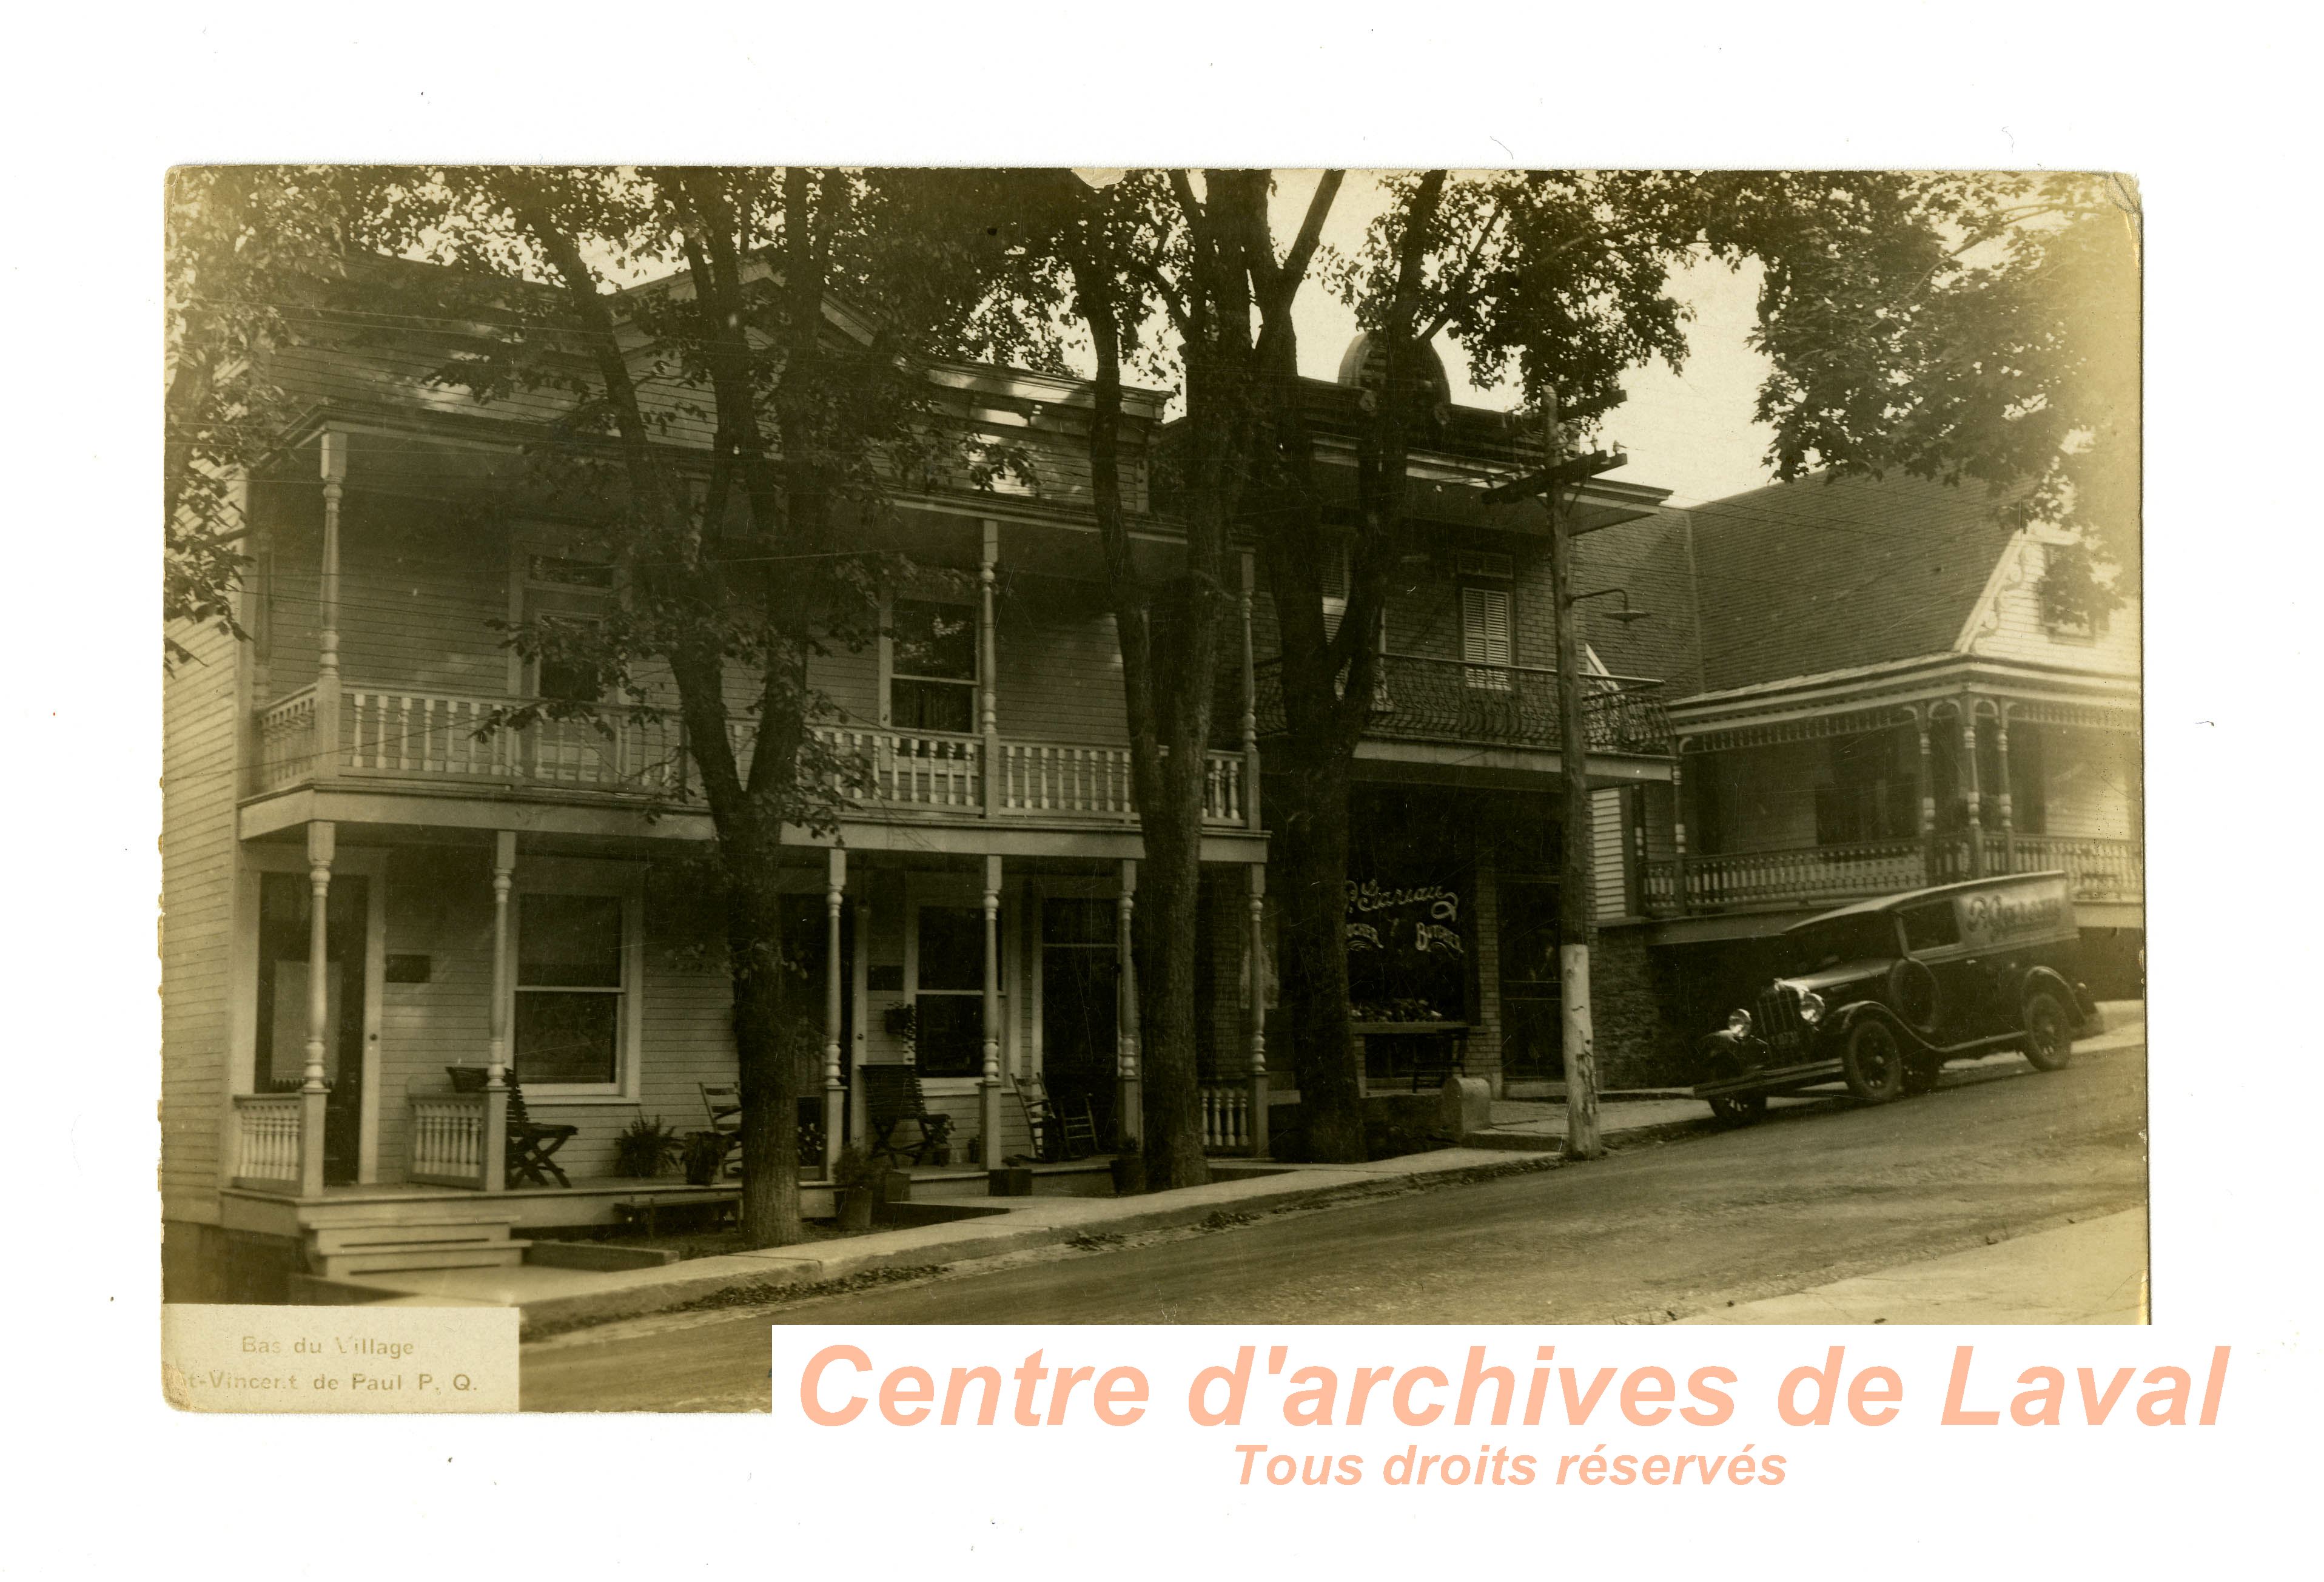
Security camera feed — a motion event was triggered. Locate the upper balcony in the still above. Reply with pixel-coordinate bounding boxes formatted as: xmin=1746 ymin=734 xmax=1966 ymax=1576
xmin=251 ymin=682 xmax=1255 ymax=831
xmin=1250 ymin=653 xmax=1673 ymax=760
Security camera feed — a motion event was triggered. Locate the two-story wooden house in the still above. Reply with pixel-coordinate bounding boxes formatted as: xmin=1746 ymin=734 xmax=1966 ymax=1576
xmin=161 ymin=265 xmax=1279 ymax=1298
xmin=1637 ymin=470 xmax=2144 ymax=1045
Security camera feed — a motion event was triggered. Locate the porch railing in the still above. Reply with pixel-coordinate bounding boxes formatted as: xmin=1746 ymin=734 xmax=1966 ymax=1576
xmin=817 ymin=727 xmax=982 ymax=809
xmin=1998 ymin=835 xmax=2144 ymax=901
xmin=1644 ymin=834 xmax=2143 ymax=916
xmin=1200 ymin=1085 xmax=1254 ymax=1154
xmin=232 ymin=1094 xmax=304 ymax=1190
xmin=252 ymin=684 xmax=687 ymax=796
xmin=408 ymin=1094 xmax=492 ymax=1189
xmin=252 ymin=687 xmax=1254 ymax=829
xmin=1251 ymin=654 xmax=1672 ymax=756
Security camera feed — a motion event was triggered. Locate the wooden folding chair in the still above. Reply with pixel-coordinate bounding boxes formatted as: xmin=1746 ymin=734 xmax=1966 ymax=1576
xmin=861 ymin=1065 xmax=953 ymax=1166
xmin=505 ymin=1076 xmax=577 ymax=1188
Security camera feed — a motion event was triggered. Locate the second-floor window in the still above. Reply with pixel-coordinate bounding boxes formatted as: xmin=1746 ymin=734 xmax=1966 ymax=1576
xmin=520 ymin=553 xmax=615 ymax=702
xmin=1462 ymin=585 xmax=1513 ymax=690
xmin=890 ymin=598 xmax=976 ymax=734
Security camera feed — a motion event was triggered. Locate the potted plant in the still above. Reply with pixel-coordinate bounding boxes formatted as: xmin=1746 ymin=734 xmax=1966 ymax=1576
xmin=613 ymin=1116 xmax=681 ymax=1179
xmin=1109 ymin=1132 xmax=1146 ymax=1197
xmin=882 ymin=1001 xmax=918 ymax=1058
xmin=831 ymin=1145 xmax=885 ymax=1232
xmin=681 ymin=1129 xmax=730 ymax=1186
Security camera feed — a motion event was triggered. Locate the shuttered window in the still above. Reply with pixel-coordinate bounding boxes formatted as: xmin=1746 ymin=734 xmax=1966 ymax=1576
xmin=1321 ymin=544 xmax=1349 ymax=640
xmin=1462 ymin=586 xmax=1513 ymax=690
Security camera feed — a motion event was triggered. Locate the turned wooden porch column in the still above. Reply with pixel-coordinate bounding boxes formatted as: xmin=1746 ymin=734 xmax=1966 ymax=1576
xmin=1958 ymin=693 xmax=1986 ymax=878
xmin=979 ymin=518 xmax=1001 ymax=819
xmin=1240 ymin=549 xmax=1263 ymax=831
xmin=1245 ymin=863 xmax=1271 ymax=1161
xmin=482 ymin=830 xmax=514 ymax=1193
xmin=1670 ymin=739 xmax=1691 ymax=914
xmin=823 ymin=847 xmax=847 ymax=1180
xmin=1994 ymin=703 xmax=2017 ymax=872
xmin=315 ymin=433 xmax=346 ymax=783
xmin=980 ymin=853 xmax=1004 ymax=1169
xmin=1115 ymin=859 xmax=1140 ymax=1146
xmin=298 ymin=821 xmax=336 ymax=1197
xmin=1913 ymin=705 xmax=1935 ymax=884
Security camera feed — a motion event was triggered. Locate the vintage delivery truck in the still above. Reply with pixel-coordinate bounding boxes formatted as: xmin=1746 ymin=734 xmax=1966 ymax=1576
xmin=1691 ymin=871 xmax=2102 ymax=1123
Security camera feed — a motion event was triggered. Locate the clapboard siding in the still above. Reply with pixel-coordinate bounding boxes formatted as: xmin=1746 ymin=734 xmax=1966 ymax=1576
xmin=1966 ymin=536 xmax=2143 ymax=675
xmin=998 ymin=579 xmax=1130 ymax=745
xmin=161 ymin=617 xmax=243 ymax=1222
xmin=2033 ymin=731 xmax=2140 ymax=841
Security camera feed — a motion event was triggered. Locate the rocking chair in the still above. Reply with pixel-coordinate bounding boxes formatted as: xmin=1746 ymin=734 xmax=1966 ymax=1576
xmin=1016 ymin=1071 xmax=1098 ymax=1163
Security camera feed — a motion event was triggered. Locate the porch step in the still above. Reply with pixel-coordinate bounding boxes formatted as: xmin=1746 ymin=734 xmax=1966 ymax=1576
xmin=304 ymin=1218 xmax=528 ymax=1279
xmin=314 ymin=1243 xmax=532 ymax=1279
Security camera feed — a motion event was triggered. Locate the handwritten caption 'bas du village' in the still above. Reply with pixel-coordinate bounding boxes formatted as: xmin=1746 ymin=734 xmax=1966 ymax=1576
xmin=798 ymin=1343 xmax=2234 ymax=1487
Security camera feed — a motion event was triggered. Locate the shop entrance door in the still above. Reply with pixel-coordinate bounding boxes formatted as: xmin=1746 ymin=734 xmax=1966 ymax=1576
xmin=1497 ymin=878 xmax=1563 ymax=1080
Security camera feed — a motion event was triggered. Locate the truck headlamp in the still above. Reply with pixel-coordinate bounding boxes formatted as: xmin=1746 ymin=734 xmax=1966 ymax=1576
xmin=1798 ymin=991 xmax=1826 ymax=1026
xmin=1727 ymin=1008 xmax=1753 ymax=1037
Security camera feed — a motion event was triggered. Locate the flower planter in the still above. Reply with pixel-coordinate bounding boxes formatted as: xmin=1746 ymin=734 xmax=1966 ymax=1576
xmin=838 ymin=1186 xmax=876 ymax=1232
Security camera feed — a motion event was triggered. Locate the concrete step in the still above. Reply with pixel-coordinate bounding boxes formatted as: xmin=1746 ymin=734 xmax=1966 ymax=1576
xmin=314 ymin=1242 xmax=532 ymax=1279
xmin=311 ymin=1222 xmax=517 ymax=1256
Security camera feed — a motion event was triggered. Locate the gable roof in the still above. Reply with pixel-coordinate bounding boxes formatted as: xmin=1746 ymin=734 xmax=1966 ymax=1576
xmin=1687 ymin=470 xmax=2019 ymax=694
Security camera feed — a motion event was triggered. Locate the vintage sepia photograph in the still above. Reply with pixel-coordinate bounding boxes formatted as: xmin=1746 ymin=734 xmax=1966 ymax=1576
xmin=160 ymin=166 xmax=2143 ymax=1409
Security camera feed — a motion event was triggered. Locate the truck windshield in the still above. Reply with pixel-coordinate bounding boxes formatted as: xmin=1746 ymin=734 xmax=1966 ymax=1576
xmin=1781 ymin=915 xmax=1897 ymax=974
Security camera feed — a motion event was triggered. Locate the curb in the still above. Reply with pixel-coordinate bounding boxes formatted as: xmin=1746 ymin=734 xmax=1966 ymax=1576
xmin=517 ymin=1149 xmax=1565 ymax=1338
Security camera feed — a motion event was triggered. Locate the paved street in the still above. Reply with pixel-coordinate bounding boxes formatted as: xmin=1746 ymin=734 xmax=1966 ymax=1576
xmin=521 ymin=1043 xmax=2146 ymax=1410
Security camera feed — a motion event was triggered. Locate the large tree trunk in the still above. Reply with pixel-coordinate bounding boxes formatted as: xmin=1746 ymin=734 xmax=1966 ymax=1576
xmin=1272 ymin=741 xmax=1364 ymax=1160
xmin=1135 ymin=803 xmax=1210 ymax=1189
xmin=723 ymin=828 xmax=804 ymax=1241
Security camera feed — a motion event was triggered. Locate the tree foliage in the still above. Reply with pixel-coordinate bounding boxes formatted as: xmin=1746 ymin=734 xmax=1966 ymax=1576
xmin=163 ymin=166 xmax=360 ymax=668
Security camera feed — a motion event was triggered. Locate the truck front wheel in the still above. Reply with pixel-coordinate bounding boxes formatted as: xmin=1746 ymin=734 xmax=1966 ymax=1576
xmin=1842 ymin=1018 xmax=1907 ymax=1103
xmin=1708 ymin=1089 xmax=1768 ymax=1126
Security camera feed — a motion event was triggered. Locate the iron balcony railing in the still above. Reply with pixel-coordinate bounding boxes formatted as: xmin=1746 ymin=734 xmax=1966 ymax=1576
xmin=1251 ymin=653 xmax=1673 ymax=756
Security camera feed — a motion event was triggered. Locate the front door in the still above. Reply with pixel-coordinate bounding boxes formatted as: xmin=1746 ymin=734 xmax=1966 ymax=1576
xmin=1040 ymin=900 xmax=1118 ymax=1139
xmin=255 ymin=870 xmax=369 ymax=1186
xmin=1497 ymin=878 xmax=1563 ymax=1079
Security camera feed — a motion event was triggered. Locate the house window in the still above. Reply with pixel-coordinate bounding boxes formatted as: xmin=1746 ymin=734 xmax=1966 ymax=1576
xmin=514 ymin=892 xmax=627 ymax=1088
xmin=890 ymin=598 xmax=977 ymax=734
xmin=1462 ymin=585 xmax=1513 ymax=690
xmin=913 ymin=903 xmax=999 ymax=1078
xmin=519 ymin=551 xmax=615 ymax=701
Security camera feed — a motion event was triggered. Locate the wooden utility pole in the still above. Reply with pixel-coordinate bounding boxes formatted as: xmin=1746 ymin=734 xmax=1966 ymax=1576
xmin=1542 ymin=396 xmax=1602 ymax=1160
xmin=1483 ymin=392 xmax=1629 ymax=1161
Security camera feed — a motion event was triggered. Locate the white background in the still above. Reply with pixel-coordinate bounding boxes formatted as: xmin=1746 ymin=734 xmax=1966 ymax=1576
xmin=4 ymin=4 xmax=2316 ymax=1573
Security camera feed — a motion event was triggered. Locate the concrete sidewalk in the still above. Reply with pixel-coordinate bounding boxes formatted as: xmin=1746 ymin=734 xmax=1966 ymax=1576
xmin=344 ymin=1003 xmax=2146 ymax=1337
xmin=1682 ymin=1208 xmax=2148 ymax=1324
xmin=353 ymin=1146 xmax=1571 ymax=1335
